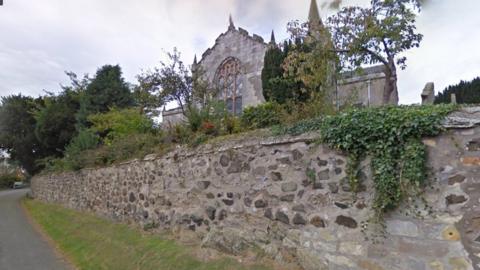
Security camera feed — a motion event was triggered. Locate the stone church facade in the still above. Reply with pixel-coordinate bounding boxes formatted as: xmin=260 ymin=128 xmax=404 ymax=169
xmin=163 ymin=0 xmax=389 ymax=125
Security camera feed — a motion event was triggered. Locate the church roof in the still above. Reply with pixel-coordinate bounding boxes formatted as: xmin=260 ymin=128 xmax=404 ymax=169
xmin=197 ymin=15 xmax=267 ymax=66
xmin=308 ymin=0 xmax=322 ymax=27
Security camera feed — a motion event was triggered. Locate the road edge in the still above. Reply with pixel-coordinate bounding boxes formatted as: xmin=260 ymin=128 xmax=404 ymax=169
xmin=21 ymin=198 xmax=78 ymax=270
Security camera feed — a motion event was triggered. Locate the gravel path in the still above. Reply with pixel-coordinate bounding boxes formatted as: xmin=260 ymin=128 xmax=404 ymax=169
xmin=0 ymin=189 xmax=70 ymax=270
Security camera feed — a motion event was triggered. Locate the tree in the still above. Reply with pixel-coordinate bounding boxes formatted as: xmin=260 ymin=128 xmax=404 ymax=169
xmin=0 ymin=95 xmax=46 ymax=174
xmin=327 ymin=0 xmax=423 ymax=104
xmin=34 ymin=89 xmax=80 ymax=157
xmin=85 ymin=65 xmax=133 ymax=113
xmin=435 ymin=77 xmax=480 ymax=104
xmin=280 ymin=20 xmax=338 ymax=104
xmin=262 ymin=45 xmax=285 ymax=101
xmin=133 ymin=83 xmax=160 ymax=116
xmin=136 ymin=48 xmax=215 ymax=115
xmin=61 ymin=71 xmax=91 ymax=130
xmin=136 ymin=48 xmax=212 ymax=115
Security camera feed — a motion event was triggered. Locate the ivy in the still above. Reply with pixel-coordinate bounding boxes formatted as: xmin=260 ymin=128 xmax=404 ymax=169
xmin=275 ymin=105 xmax=455 ymax=219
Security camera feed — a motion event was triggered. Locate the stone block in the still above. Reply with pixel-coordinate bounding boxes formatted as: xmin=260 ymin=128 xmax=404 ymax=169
xmin=446 ymin=194 xmax=468 ymax=205
xmin=317 ymin=169 xmax=330 ymax=180
xmin=449 ymin=175 xmax=466 ymax=185
xmin=310 ymin=216 xmax=326 ymax=228
xmin=275 ymin=210 xmax=290 ymax=225
xmin=358 ymin=260 xmax=384 ymax=270
xmin=339 ymin=242 xmax=364 ymax=256
xmin=335 ymin=215 xmax=358 ymax=229
xmin=461 ymin=157 xmax=480 ymax=166
xmin=293 ymin=213 xmax=306 ymax=225
xmin=282 ymin=182 xmax=298 ymax=192
xmin=280 ymin=194 xmax=295 ymax=202
xmin=197 ymin=181 xmax=211 ymax=190
xmin=270 ymin=171 xmax=283 ymax=182
xmin=292 ymin=204 xmax=306 ymax=213
xmin=206 ymin=206 xmax=216 ymax=221
xmin=467 ymin=138 xmax=480 ymax=151
xmin=386 ymin=220 xmax=419 ymax=237
xmin=254 ymin=199 xmax=268 ymax=208
xmin=219 ymin=154 xmax=230 ymax=167
xmin=397 ymin=238 xmax=449 ymax=257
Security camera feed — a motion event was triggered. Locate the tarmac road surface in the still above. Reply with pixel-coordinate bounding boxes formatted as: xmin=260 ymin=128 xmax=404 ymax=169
xmin=0 ymin=189 xmax=69 ymax=270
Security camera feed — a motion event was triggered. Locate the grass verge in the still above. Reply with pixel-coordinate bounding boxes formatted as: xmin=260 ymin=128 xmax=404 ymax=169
xmin=23 ymin=199 xmax=271 ymax=270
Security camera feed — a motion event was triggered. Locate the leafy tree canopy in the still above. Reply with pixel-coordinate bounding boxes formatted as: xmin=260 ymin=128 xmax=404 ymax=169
xmin=136 ymin=49 xmax=192 ymax=115
xmin=34 ymin=89 xmax=80 ymax=157
xmin=0 ymin=95 xmax=46 ymax=174
xmin=327 ymin=0 xmax=423 ymax=104
xmin=85 ymin=65 xmax=133 ymax=114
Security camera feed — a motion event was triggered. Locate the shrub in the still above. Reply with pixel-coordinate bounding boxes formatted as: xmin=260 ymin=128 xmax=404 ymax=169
xmin=165 ymin=124 xmax=192 ymax=144
xmin=63 ymin=129 xmax=100 ymax=170
xmin=223 ymin=116 xmax=242 ymax=135
xmin=185 ymin=102 xmax=228 ymax=134
xmin=100 ymin=133 xmax=164 ymax=164
xmin=241 ymin=102 xmax=283 ymax=130
xmin=88 ymin=108 xmax=154 ymax=144
xmin=0 ymin=173 xmax=21 ymax=189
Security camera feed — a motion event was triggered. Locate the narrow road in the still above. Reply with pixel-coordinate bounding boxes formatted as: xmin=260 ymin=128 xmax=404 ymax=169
xmin=0 ymin=189 xmax=69 ymax=270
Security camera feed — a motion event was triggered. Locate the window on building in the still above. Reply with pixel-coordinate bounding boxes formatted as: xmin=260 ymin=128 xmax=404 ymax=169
xmin=215 ymin=57 xmax=243 ymax=115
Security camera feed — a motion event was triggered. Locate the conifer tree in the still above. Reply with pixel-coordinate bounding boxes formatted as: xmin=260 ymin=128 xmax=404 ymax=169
xmin=435 ymin=77 xmax=480 ymax=104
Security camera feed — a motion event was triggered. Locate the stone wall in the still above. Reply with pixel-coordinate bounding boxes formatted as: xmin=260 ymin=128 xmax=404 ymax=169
xmin=32 ymin=122 xmax=480 ymax=269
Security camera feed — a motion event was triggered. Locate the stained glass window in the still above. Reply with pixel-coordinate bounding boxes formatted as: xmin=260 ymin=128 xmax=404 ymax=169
xmin=215 ymin=57 xmax=243 ymax=115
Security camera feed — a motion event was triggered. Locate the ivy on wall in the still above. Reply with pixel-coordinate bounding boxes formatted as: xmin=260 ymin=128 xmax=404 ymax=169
xmin=276 ymin=105 xmax=455 ymax=220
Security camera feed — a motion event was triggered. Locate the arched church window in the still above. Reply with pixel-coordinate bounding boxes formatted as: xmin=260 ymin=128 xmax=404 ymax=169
xmin=215 ymin=57 xmax=243 ymax=115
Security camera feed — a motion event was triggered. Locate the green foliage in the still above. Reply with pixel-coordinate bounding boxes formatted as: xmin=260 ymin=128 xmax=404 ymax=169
xmin=241 ymin=102 xmax=283 ymax=130
xmin=435 ymin=77 xmax=480 ymax=104
xmin=327 ymin=0 xmax=423 ymax=104
xmin=283 ymin=25 xmax=337 ymax=99
xmin=165 ymin=124 xmax=192 ymax=145
xmin=98 ymin=133 xmax=164 ymax=165
xmin=48 ymin=131 xmax=164 ymax=172
xmin=34 ymin=89 xmax=80 ymax=157
xmin=85 ymin=65 xmax=133 ymax=114
xmin=88 ymin=108 xmax=154 ymax=144
xmin=0 ymin=173 xmax=21 ymax=189
xmin=0 ymin=95 xmax=47 ymax=174
xmin=136 ymin=48 xmax=211 ymax=115
xmin=277 ymin=105 xmax=455 ymax=219
xmin=61 ymin=129 xmax=100 ymax=171
xmin=185 ymin=102 xmax=228 ymax=134
xmin=272 ymin=117 xmax=323 ymax=136
xmin=262 ymin=46 xmax=287 ymax=102
xmin=266 ymin=77 xmax=302 ymax=104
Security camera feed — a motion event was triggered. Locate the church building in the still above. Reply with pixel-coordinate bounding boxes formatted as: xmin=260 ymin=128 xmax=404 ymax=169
xmin=163 ymin=0 xmax=389 ymax=125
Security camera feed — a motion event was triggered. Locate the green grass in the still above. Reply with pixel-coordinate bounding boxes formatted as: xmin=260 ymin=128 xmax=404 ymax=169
xmin=23 ymin=200 xmax=271 ymax=270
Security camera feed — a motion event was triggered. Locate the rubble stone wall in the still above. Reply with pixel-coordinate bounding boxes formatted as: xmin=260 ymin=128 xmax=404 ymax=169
xmin=32 ymin=126 xmax=480 ymax=270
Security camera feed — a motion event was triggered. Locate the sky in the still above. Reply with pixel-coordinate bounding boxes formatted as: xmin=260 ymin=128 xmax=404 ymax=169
xmin=0 ymin=0 xmax=479 ymax=104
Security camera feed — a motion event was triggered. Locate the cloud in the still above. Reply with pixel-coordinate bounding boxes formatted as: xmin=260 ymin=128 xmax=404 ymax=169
xmin=0 ymin=0 xmax=478 ymax=105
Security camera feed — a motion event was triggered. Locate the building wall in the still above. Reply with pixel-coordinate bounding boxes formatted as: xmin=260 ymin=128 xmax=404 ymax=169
xmin=162 ymin=107 xmax=186 ymax=127
xmin=337 ymin=71 xmax=387 ymax=107
xmin=199 ymin=27 xmax=268 ymax=109
xmin=32 ymin=112 xmax=480 ymax=269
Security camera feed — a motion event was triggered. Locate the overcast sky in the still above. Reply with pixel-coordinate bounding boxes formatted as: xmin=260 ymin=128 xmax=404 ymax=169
xmin=0 ymin=0 xmax=479 ymax=104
